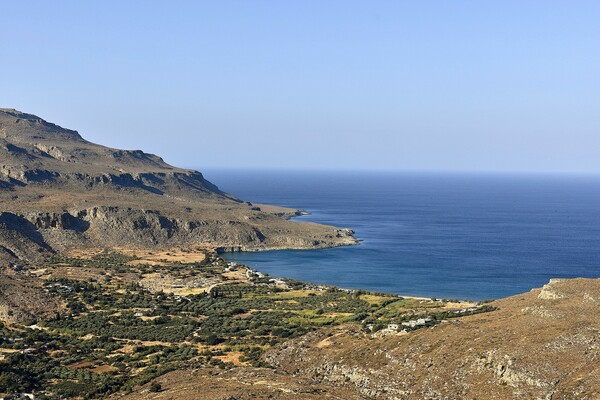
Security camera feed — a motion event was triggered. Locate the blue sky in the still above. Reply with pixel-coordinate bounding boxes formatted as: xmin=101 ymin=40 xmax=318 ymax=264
xmin=1 ymin=1 xmax=599 ymax=173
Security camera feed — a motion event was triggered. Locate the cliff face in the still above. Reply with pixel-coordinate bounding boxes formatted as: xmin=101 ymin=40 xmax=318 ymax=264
xmin=0 ymin=109 xmax=356 ymax=262
xmin=264 ymin=278 xmax=600 ymax=400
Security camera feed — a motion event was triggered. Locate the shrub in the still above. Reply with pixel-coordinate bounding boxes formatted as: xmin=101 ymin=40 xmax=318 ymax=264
xmin=149 ymin=382 xmax=162 ymax=392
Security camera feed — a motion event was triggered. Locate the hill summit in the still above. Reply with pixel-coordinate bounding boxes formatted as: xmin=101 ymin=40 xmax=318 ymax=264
xmin=0 ymin=109 xmax=356 ymax=262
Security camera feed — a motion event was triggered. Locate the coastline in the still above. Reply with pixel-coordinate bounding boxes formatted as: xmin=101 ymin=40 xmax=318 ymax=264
xmin=215 ymin=202 xmax=359 ymax=253
xmin=205 ymin=170 xmax=600 ymax=300
xmin=221 ymin=250 xmax=474 ymax=302
xmin=221 ymin=254 xmax=477 ymax=305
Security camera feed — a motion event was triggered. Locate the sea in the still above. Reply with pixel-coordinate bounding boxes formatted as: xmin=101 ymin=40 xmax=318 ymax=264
xmin=201 ymin=170 xmax=600 ymax=300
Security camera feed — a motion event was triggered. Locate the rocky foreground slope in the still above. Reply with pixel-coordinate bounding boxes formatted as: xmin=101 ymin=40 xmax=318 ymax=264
xmin=261 ymin=278 xmax=600 ymax=400
xmin=0 ymin=109 xmax=356 ymax=263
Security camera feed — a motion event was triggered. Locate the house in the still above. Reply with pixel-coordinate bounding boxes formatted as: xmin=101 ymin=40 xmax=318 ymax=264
xmin=401 ymin=317 xmax=432 ymax=328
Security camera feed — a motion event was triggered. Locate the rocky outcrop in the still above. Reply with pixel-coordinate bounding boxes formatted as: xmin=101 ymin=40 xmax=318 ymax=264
xmin=0 ymin=212 xmax=54 ymax=263
xmin=6 ymin=207 xmax=355 ymax=254
xmin=0 ymin=267 xmax=64 ymax=325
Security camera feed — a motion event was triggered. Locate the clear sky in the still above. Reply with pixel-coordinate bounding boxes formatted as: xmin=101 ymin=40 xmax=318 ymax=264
xmin=2 ymin=1 xmax=599 ymax=173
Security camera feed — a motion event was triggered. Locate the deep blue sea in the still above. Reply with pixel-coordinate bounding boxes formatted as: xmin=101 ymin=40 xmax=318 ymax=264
xmin=202 ymin=170 xmax=600 ymax=300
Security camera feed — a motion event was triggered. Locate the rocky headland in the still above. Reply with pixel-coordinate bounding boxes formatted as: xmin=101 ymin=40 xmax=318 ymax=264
xmin=0 ymin=108 xmax=356 ymax=264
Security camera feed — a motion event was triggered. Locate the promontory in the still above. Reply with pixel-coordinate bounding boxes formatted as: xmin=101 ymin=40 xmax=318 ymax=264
xmin=0 ymin=108 xmax=356 ymax=263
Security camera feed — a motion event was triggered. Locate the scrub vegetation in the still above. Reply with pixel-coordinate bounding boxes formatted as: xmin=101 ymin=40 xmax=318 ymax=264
xmin=0 ymin=251 xmax=491 ymax=398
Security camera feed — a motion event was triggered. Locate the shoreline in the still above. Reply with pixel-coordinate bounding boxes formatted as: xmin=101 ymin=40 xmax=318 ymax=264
xmin=221 ymin=251 xmax=479 ymax=302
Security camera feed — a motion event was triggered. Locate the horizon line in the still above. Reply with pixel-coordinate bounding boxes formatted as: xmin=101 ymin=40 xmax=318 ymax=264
xmin=189 ymin=166 xmax=600 ymax=177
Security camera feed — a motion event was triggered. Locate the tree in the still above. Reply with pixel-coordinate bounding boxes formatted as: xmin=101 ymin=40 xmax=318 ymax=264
xmin=205 ymin=334 xmax=220 ymax=345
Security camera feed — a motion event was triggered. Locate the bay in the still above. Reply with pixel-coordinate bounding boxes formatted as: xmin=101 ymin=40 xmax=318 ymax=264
xmin=202 ymin=170 xmax=600 ymax=300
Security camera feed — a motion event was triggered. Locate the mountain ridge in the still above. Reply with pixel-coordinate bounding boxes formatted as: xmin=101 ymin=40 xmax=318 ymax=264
xmin=0 ymin=109 xmax=356 ymax=263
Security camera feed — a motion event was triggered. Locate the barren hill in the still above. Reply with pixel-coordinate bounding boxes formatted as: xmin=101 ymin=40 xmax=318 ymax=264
xmin=263 ymin=278 xmax=600 ymax=399
xmin=0 ymin=109 xmax=356 ymax=262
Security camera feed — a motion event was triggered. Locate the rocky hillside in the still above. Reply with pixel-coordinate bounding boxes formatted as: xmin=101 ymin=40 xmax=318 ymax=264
xmin=0 ymin=266 xmax=64 ymax=325
xmin=0 ymin=109 xmax=223 ymax=195
xmin=264 ymin=278 xmax=600 ymax=400
xmin=0 ymin=109 xmax=356 ymax=262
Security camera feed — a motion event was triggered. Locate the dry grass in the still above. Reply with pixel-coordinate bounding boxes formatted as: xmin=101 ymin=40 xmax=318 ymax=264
xmin=92 ymin=365 xmax=119 ymax=374
xmin=315 ymin=332 xmax=345 ymax=349
xmin=63 ymin=247 xmax=208 ymax=266
xmin=222 ymin=270 xmax=249 ymax=281
xmin=213 ymin=351 xmax=248 ymax=366
xmin=171 ymin=287 xmax=211 ymax=296
xmin=120 ymin=247 xmax=207 ymax=266
xmin=66 ymin=360 xmax=95 ymax=370
xmin=441 ymin=300 xmax=477 ymax=309
xmin=358 ymin=294 xmax=397 ymax=306
xmin=247 ymin=289 xmax=319 ymax=300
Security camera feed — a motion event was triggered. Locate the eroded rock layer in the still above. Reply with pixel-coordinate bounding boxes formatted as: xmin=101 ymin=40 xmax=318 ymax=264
xmin=0 ymin=109 xmax=356 ymax=262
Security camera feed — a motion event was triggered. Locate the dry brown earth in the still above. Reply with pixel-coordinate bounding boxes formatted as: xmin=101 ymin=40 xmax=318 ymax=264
xmin=119 ymin=367 xmax=363 ymax=400
xmin=0 ymin=266 xmax=64 ymax=324
xmin=264 ymin=278 xmax=600 ymax=399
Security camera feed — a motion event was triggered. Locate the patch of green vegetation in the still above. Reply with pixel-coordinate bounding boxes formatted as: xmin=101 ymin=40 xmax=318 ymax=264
xmin=0 ymin=254 xmax=495 ymax=398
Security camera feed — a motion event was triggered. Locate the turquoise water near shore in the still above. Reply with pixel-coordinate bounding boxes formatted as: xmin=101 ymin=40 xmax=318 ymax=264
xmin=202 ymin=170 xmax=600 ymax=300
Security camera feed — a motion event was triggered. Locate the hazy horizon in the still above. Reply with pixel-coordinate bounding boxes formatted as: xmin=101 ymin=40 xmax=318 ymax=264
xmin=199 ymin=166 xmax=600 ymax=177
xmin=2 ymin=1 xmax=599 ymax=174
